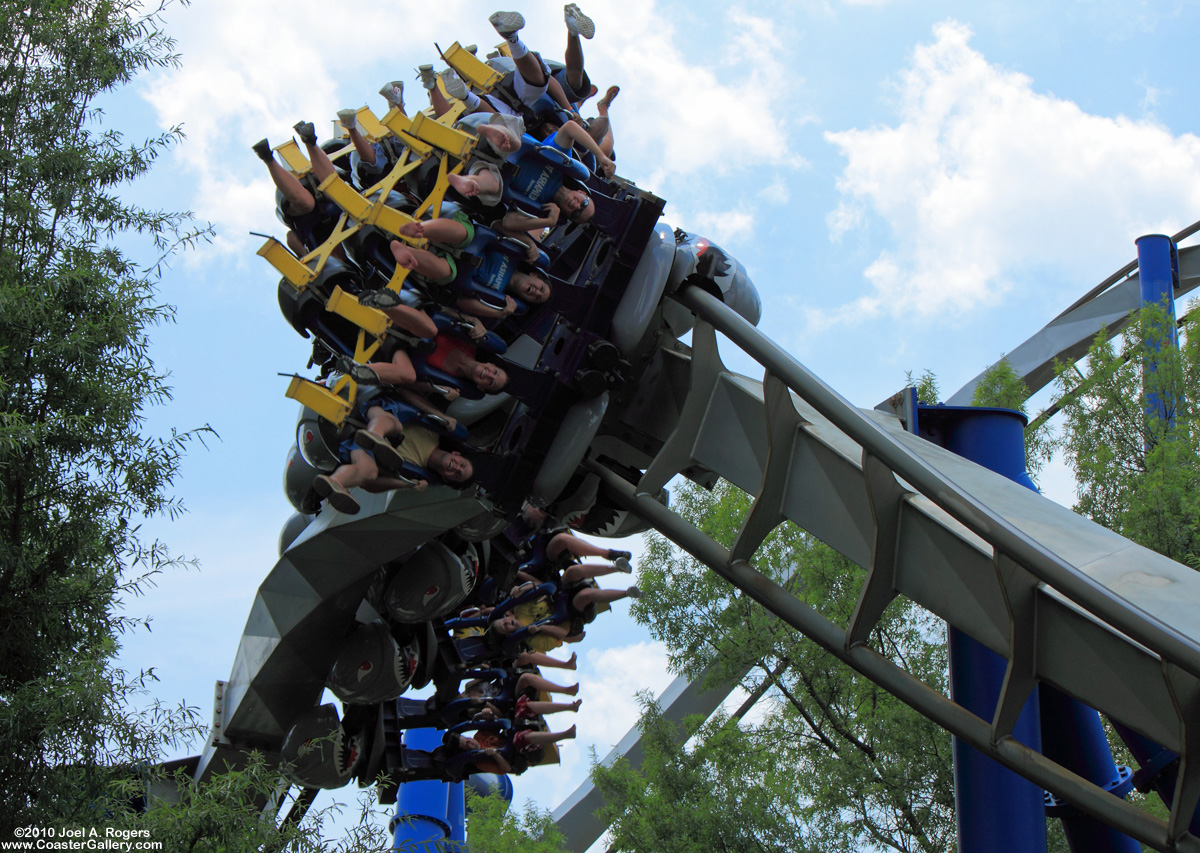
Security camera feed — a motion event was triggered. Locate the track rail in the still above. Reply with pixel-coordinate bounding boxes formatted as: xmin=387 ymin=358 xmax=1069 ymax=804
xmin=564 ymin=284 xmax=1200 ymax=852
xmin=948 ymin=230 xmax=1200 ymax=405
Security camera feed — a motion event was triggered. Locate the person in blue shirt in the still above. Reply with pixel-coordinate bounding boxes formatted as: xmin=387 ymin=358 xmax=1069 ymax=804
xmin=393 ymin=215 xmax=553 ymax=315
xmin=447 ymin=115 xmax=612 ymax=216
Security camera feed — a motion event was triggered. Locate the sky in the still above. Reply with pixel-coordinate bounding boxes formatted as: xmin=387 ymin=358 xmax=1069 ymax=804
xmin=103 ymin=0 xmax=1200 ymax=844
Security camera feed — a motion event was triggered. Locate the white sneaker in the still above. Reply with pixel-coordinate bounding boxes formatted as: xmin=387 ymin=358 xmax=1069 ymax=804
xmin=417 ymin=64 xmax=438 ymax=91
xmin=336 ymin=108 xmax=358 ymax=129
xmin=442 ymin=70 xmax=469 ymax=100
xmin=379 ymin=81 xmax=404 ymax=109
xmin=489 ymin=10 xmax=525 ymax=37
xmin=564 ymin=4 xmax=594 ymax=39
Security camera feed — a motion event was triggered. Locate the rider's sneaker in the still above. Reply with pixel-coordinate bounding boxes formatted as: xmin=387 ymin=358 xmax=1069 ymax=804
xmin=442 ymin=70 xmax=469 ymax=100
xmin=335 ymin=355 xmax=381 ymax=386
xmin=354 ymin=430 xmax=407 ymax=471
xmin=564 ymin=4 xmax=594 ymax=39
xmin=359 ymin=288 xmax=403 ymax=310
xmin=417 ymin=64 xmax=438 ymax=91
xmin=379 ymin=81 xmax=405 ymax=109
xmin=489 ymin=11 xmax=525 ymax=37
xmin=292 ymin=121 xmax=317 ymax=146
xmin=314 ymin=475 xmax=361 ymax=515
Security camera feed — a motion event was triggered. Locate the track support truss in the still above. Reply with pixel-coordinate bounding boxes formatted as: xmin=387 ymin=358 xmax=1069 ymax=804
xmin=583 ymin=284 xmax=1200 ymax=853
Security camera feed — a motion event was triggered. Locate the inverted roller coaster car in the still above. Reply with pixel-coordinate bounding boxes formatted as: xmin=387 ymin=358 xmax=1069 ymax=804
xmin=200 ymin=72 xmax=766 ymax=798
xmin=327 ymin=621 xmax=422 ymax=706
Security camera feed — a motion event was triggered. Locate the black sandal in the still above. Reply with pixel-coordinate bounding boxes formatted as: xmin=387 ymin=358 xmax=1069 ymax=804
xmin=335 ymin=355 xmax=381 ymax=386
xmin=359 ymin=288 xmax=404 ymax=309
xmin=314 ymin=475 xmax=361 ymax=515
xmin=293 ymin=120 xmax=317 ymax=146
xmin=353 ymin=430 xmax=407 ymax=471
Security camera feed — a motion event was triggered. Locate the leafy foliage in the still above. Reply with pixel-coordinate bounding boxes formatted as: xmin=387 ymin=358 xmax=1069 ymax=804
xmin=592 ymin=479 xmax=954 ymax=853
xmin=596 ymin=701 xmax=805 ymax=853
xmin=463 ymin=794 xmax=566 ymax=853
xmin=99 ymin=755 xmax=392 ymax=853
xmin=1050 ymin=301 xmax=1199 ymax=847
xmin=1055 ymin=301 xmax=1200 ymax=566
xmin=0 ymin=0 xmax=216 ymax=832
xmin=906 ymin=369 xmax=940 ymax=406
xmin=970 ymin=357 xmax=1058 ymax=482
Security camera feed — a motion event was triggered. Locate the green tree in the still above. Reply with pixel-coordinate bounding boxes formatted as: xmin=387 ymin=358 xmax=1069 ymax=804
xmin=463 ymin=794 xmax=567 ymax=853
xmin=582 ymin=311 xmax=1195 ymax=852
xmin=102 ymin=757 xmax=391 ymax=852
xmin=1055 ymin=301 xmax=1200 ymax=566
xmin=0 ymin=0 xmax=214 ymax=832
xmin=1050 ymin=302 xmax=1198 ymax=849
xmin=970 ymin=313 xmax=1198 ymax=850
xmin=591 ymin=479 xmax=955 ymax=853
xmin=970 ymin=357 xmax=1057 ymax=483
xmin=596 ymin=701 xmax=813 ymax=852
xmin=906 ymin=369 xmax=940 ymax=405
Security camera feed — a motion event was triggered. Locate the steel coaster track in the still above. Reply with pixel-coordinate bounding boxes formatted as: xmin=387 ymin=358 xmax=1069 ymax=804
xmin=553 ymin=230 xmax=1200 ymax=851
xmin=561 ymin=284 xmax=1200 ymax=853
xmin=948 ymin=223 xmax=1200 ymax=406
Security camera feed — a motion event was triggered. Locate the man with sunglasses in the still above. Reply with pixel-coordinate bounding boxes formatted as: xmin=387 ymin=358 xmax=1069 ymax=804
xmin=560 ymin=189 xmax=591 ymax=222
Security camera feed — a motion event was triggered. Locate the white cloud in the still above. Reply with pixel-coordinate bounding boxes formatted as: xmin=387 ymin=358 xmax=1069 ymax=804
xmin=141 ymin=0 xmax=498 ymax=261
xmin=504 ymin=638 xmax=671 ymax=814
xmin=579 ymin=641 xmax=671 ymax=747
xmin=759 ymin=180 xmax=791 ymax=205
xmin=826 ymin=198 xmax=862 ymax=241
xmin=821 ymin=20 xmax=1200 ymax=323
xmin=1137 ymin=75 xmax=1166 ymax=117
xmin=588 ymin=4 xmax=805 ymax=191
xmin=687 ymin=207 xmax=756 ymax=246
xmin=138 ymin=0 xmax=807 ymax=260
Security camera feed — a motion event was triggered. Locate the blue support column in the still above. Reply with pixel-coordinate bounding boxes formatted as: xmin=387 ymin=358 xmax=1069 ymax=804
xmin=1039 ymin=687 xmax=1137 ymax=852
xmin=920 ymin=405 xmax=1047 ymax=853
xmin=1103 ymin=234 xmax=1200 ymax=836
xmin=1111 ymin=722 xmax=1200 ymax=838
xmin=1135 ymin=234 xmax=1179 ymax=431
xmin=392 ymin=728 xmax=466 ymax=852
xmin=447 ymin=780 xmax=466 ymax=848
xmin=919 ymin=405 xmax=1140 ymax=852
xmin=946 ymin=627 xmax=1046 ymax=852
xmin=464 ymin=772 xmax=514 ymax=803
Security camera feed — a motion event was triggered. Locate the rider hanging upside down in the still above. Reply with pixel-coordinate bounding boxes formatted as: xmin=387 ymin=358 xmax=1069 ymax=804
xmin=396 ymin=215 xmax=553 ymax=315
xmin=312 ymin=415 xmax=474 ymax=515
xmin=445 ymin=115 xmax=612 ymax=220
xmin=421 ymin=330 xmax=509 ymax=395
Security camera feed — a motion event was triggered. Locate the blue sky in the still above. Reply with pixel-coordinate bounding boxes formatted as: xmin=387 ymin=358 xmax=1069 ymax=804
xmin=105 ymin=0 xmax=1200 ymax=842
